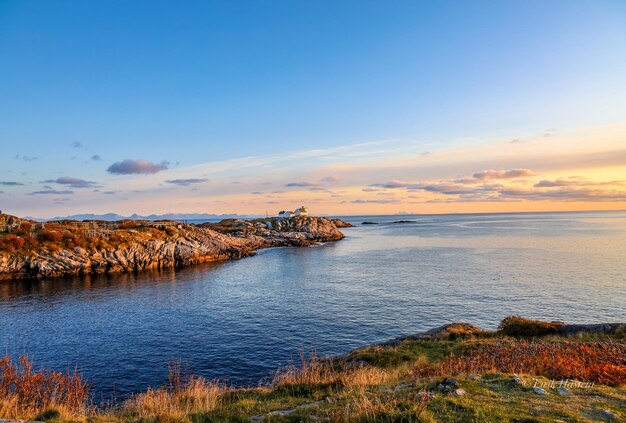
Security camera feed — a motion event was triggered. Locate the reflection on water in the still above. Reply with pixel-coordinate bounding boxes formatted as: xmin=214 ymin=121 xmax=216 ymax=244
xmin=0 ymin=262 xmax=223 ymax=300
xmin=1 ymin=211 xmax=625 ymax=402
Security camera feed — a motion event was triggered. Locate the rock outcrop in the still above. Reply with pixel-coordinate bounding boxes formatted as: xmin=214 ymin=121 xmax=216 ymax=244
xmin=202 ymin=216 xmax=348 ymax=246
xmin=0 ymin=214 xmax=350 ymax=280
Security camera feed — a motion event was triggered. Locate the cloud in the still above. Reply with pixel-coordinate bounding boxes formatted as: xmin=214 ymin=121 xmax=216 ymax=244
xmin=351 ymin=198 xmax=401 ymax=204
xmin=370 ymin=180 xmax=421 ymax=189
xmin=15 ymin=155 xmax=38 ymax=161
xmin=28 ymin=190 xmax=74 ymax=195
xmin=500 ymin=187 xmax=626 ymax=202
xmin=0 ymin=181 xmax=24 ymax=186
xmin=472 ymin=169 xmax=535 ymax=180
xmin=321 ymin=175 xmax=342 ymax=183
xmin=91 ymin=154 xmax=102 ymax=161
xmin=534 ymin=178 xmax=626 ymax=188
xmin=165 ymin=178 xmax=209 ymax=186
xmin=107 ymin=159 xmax=169 ymax=175
xmin=43 ymin=176 xmax=98 ymax=188
xmin=285 ymin=181 xmax=318 ymax=187
xmin=70 ymin=141 xmax=83 ymax=148
xmin=366 ymin=173 xmax=626 ymax=204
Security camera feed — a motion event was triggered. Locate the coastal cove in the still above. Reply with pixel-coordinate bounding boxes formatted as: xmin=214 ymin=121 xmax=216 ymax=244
xmin=1 ymin=211 xmax=625 ymax=402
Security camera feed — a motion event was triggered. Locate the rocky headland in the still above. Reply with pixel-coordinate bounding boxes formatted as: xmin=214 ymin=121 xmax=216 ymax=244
xmin=0 ymin=213 xmax=351 ymax=280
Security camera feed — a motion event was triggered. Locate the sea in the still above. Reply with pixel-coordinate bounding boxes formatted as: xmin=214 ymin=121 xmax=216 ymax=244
xmin=1 ymin=210 xmax=625 ymax=402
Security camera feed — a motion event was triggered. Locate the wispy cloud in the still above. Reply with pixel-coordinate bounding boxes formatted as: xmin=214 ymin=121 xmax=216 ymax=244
xmin=285 ymin=181 xmax=318 ymax=187
xmin=472 ymin=169 xmax=535 ymax=180
xmin=43 ymin=177 xmax=99 ymax=188
xmin=351 ymin=198 xmax=401 ymax=204
xmin=28 ymin=189 xmax=75 ymax=195
xmin=165 ymin=178 xmax=209 ymax=186
xmin=91 ymin=154 xmax=102 ymax=161
xmin=370 ymin=180 xmax=420 ymax=189
xmin=107 ymin=159 xmax=169 ymax=175
xmin=0 ymin=181 xmax=24 ymax=186
xmin=15 ymin=155 xmax=38 ymax=162
xmin=321 ymin=175 xmax=342 ymax=183
xmin=534 ymin=178 xmax=626 ymax=188
xmin=70 ymin=141 xmax=83 ymax=148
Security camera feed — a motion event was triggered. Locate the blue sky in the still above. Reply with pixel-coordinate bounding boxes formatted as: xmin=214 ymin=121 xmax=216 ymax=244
xmin=1 ymin=1 xmax=626 ymax=216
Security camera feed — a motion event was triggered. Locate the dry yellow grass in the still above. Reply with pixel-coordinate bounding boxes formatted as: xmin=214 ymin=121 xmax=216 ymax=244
xmin=271 ymin=351 xmax=395 ymax=390
xmin=120 ymin=378 xmax=225 ymax=420
xmin=0 ymin=354 xmax=89 ymax=421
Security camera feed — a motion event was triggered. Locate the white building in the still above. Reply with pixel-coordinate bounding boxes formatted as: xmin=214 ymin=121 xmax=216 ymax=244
xmin=278 ymin=210 xmax=294 ymax=218
xmin=294 ymin=206 xmax=309 ymax=216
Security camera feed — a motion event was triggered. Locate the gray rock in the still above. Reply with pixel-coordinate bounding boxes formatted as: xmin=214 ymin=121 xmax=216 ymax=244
xmin=436 ymin=383 xmax=450 ymax=393
xmin=511 ymin=376 xmax=523 ymax=384
xmin=453 ymin=388 xmax=466 ymax=397
xmin=556 ymin=388 xmax=572 ymax=395
xmin=559 ymin=323 xmax=626 ymax=336
xmin=533 ymin=387 xmax=547 ymax=395
xmin=468 ymin=374 xmax=480 ymax=380
xmin=601 ymin=409 xmax=617 ymax=420
xmin=444 ymin=377 xmax=457 ymax=384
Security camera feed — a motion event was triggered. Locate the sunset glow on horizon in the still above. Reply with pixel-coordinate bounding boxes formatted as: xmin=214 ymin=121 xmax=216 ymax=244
xmin=2 ymin=121 xmax=625 ymax=217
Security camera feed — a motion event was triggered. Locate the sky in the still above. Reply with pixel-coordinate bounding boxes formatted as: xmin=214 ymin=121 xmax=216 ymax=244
xmin=1 ymin=0 xmax=625 ymax=218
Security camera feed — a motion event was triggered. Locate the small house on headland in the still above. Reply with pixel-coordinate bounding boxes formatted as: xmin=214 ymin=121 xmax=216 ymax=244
xmin=278 ymin=206 xmax=309 ymax=218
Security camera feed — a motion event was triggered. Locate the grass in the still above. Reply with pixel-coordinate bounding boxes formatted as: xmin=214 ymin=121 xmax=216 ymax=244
xmin=2 ymin=317 xmax=625 ymax=422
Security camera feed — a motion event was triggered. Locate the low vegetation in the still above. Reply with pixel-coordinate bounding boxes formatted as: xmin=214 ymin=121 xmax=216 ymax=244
xmin=1 ymin=317 xmax=624 ymax=422
xmin=0 ymin=219 xmax=184 ymax=256
xmin=0 ymin=354 xmax=89 ymax=420
xmin=497 ymin=315 xmax=565 ymax=337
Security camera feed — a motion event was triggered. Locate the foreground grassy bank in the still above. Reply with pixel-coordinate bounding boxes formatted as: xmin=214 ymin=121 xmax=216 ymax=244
xmin=1 ymin=317 xmax=624 ymax=422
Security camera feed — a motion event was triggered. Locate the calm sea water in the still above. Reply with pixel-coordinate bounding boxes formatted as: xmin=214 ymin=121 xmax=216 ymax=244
xmin=1 ymin=211 xmax=625 ymax=402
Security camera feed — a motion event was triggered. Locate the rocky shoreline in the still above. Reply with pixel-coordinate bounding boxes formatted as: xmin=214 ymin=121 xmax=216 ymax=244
xmin=0 ymin=213 xmax=351 ymax=280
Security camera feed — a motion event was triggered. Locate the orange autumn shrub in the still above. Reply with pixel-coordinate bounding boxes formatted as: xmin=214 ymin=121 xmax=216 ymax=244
xmin=436 ymin=340 xmax=626 ymax=386
xmin=0 ymin=354 xmax=89 ymax=418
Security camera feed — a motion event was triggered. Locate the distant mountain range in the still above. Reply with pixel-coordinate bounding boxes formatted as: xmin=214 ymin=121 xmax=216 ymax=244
xmin=25 ymin=213 xmax=262 ymax=222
